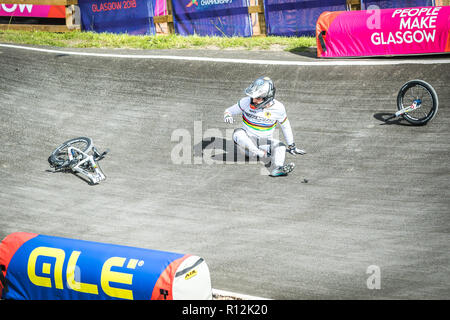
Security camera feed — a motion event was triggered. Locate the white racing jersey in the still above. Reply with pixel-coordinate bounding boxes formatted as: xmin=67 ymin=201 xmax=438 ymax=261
xmin=224 ymin=97 xmax=294 ymax=145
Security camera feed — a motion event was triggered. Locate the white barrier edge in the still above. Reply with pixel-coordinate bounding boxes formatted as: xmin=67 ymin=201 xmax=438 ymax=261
xmin=212 ymin=288 xmax=272 ymax=300
xmin=1 ymin=43 xmax=450 ymax=66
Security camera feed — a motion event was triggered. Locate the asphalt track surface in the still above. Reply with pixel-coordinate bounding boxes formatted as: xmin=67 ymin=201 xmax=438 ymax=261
xmin=1 ymin=44 xmax=449 ymax=299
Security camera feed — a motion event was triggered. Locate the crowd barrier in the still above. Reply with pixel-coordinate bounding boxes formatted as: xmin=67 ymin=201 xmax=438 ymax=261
xmin=154 ymin=0 xmax=347 ymax=37
xmin=1 ymin=1 xmax=448 ymax=37
xmin=172 ymin=0 xmax=253 ymax=37
xmin=264 ymin=0 xmax=346 ymax=37
xmin=0 ymin=232 xmax=212 ymax=300
xmin=317 ymin=5 xmax=450 ymax=57
xmin=78 ymin=0 xmax=156 ymax=35
xmin=361 ymin=0 xmax=435 ymax=9
xmin=0 ymin=0 xmax=80 ymax=32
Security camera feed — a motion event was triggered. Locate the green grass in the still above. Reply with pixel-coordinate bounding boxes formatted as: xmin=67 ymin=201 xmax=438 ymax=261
xmin=0 ymin=30 xmax=316 ymax=52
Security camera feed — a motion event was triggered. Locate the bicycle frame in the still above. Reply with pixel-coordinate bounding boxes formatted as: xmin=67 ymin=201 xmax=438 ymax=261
xmin=395 ymin=99 xmax=421 ymax=117
xmin=67 ymin=146 xmax=106 ymax=184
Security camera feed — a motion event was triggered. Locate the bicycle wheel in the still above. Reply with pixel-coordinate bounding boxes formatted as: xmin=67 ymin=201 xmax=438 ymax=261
xmin=49 ymin=137 xmax=93 ymax=167
xmin=397 ymin=79 xmax=438 ymax=125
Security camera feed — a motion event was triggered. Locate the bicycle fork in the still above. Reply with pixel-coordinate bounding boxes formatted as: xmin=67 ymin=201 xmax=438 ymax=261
xmin=396 ymin=99 xmax=422 ymax=117
xmin=386 ymin=99 xmax=422 ymax=121
xmin=68 ymin=147 xmax=106 ymax=184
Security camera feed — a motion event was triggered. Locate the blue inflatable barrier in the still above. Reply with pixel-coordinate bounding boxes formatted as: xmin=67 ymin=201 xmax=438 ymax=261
xmin=0 ymin=233 xmax=212 ymax=300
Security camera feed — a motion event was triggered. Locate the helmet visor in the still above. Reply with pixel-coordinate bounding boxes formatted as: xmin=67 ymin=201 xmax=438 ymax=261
xmin=244 ymin=78 xmax=270 ymax=99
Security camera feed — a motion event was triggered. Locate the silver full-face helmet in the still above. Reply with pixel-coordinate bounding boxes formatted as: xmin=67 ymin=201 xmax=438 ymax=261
xmin=244 ymin=77 xmax=276 ymax=109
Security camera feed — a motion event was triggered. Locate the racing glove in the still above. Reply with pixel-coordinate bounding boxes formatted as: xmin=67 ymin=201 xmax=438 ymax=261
xmin=224 ymin=112 xmax=234 ymax=124
xmin=287 ymin=143 xmax=306 ymax=155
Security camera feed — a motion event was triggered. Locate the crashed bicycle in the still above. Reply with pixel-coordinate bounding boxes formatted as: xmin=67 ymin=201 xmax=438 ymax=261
xmin=385 ymin=79 xmax=438 ymax=125
xmin=48 ymin=137 xmax=108 ymax=185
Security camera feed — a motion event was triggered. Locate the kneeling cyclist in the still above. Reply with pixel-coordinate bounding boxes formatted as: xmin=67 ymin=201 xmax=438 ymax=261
xmin=223 ymin=76 xmax=305 ymax=177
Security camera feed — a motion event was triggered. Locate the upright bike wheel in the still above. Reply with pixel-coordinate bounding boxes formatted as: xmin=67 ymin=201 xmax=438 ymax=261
xmin=397 ymin=79 xmax=438 ymax=125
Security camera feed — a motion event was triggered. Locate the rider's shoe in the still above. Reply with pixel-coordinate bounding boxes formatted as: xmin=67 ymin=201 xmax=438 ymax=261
xmin=270 ymin=163 xmax=295 ymax=177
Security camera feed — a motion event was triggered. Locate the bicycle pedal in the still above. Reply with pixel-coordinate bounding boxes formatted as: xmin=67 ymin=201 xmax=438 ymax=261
xmin=100 ymin=150 xmax=109 ymax=157
xmin=95 ymin=149 xmax=109 ymax=161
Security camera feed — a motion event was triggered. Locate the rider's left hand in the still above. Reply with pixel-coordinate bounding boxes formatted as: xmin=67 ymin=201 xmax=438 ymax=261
xmin=287 ymin=143 xmax=306 ymax=155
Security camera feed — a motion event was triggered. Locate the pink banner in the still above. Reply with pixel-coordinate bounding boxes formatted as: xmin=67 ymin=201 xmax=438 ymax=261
xmin=317 ymin=6 xmax=450 ymax=58
xmin=154 ymin=0 xmax=167 ymax=16
xmin=0 ymin=4 xmax=65 ymax=18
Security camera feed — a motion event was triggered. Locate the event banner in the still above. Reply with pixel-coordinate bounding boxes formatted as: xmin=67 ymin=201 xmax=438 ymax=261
xmin=316 ymin=6 xmax=450 ymax=58
xmin=0 ymin=4 xmax=65 ymax=18
xmin=361 ymin=0 xmax=435 ymax=9
xmin=0 ymin=233 xmax=212 ymax=300
xmin=171 ymin=0 xmax=252 ymax=37
xmin=78 ymin=0 xmax=156 ymax=35
xmin=264 ymin=0 xmax=346 ymax=37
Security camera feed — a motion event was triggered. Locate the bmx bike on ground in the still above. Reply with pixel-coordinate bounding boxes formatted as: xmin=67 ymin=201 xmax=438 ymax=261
xmin=48 ymin=137 xmax=108 ymax=185
xmin=385 ymin=79 xmax=439 ymax=125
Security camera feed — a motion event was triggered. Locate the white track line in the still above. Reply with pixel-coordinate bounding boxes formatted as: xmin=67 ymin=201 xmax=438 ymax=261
xmin=1 ymin=43 xmax=450 ymax=66
xmin=212 ymin=288 xmax=271 ymax=300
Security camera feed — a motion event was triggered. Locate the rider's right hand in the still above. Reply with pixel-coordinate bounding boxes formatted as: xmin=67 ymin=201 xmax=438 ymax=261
xmin=224 ymin=112 xmax=234 ymax=124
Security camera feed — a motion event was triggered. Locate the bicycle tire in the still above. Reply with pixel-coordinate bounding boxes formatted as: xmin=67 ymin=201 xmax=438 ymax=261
xmin=49 ymin=137 xmax=93 ymax=167
xmin=397 ymin=79 xmax=438 ymax=125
